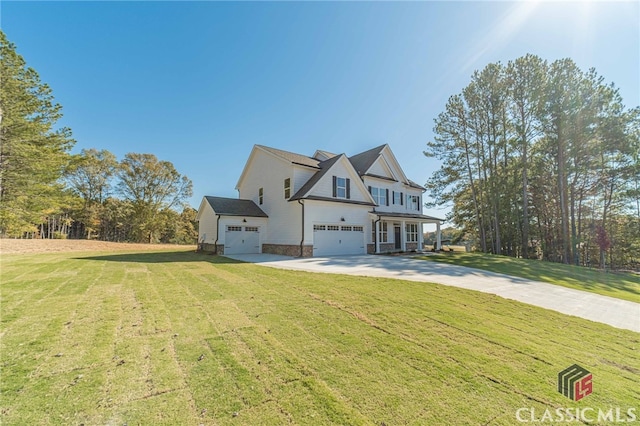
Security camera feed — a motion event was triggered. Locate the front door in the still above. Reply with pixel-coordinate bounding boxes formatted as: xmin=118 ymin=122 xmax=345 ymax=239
xmin=394 ymin=226 xmax=401 ymax=249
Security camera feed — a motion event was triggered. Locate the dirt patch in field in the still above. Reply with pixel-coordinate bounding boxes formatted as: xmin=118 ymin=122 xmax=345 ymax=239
xmin=0 ymin=239 xmax=196 ymax=254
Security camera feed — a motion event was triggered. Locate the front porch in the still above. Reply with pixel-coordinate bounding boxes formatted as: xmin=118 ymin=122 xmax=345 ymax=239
xmin=370 ymin=211 xmax=444 ymax=254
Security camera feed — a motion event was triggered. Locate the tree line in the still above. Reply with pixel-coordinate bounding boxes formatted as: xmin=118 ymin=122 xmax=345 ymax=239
xmin=0 ymin=31 xmax=197 ymax=244
xmin=425 ymin=54 xmax=640 ymax=270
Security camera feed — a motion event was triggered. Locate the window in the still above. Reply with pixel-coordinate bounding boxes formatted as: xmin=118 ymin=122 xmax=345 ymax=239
xmin=327 ymin=225 xmax=340 ymax=231
xmin=370 ymin=187 xmax=388 ymax=206
xmin=372 ymin=221 xmax=388 ymax=243
xmin=245 ymin=226 xmax=259 ymax=232
xmin=227 ymin=226 xmax=242 ymax=232
xmin=333 ymin=176 xmax=350 ymax=199
xmin=406 ymin=224 xmax=418 ymax=242
xmin=259 ymin=188 xmax=263 ymax=205
xmin=341 ymin=225 xmax=352 ymax=231
xmin=314 ymin=224 xmax=326 ymax=231
xmin=407 ymin=195 xmax=420 ymax=211
xmin=336 ymin=177 xmax=346 ymax=198
xmin=284 ymin=178 xmax=291 ymax=199
xmin=393 ymin=191 xmax=403 ymax=205
xmin=353 ymin=226 xmax=364 ymax=232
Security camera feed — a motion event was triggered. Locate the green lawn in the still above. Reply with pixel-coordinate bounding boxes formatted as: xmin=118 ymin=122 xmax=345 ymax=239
xmin=2 ymin=249 xmax=639 ymax=425
xmin=418 ymin=252 xmax=640 ymax=304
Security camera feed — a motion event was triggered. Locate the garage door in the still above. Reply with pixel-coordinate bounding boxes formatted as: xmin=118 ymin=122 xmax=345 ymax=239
xmin=313 ymin=224 xmax=365 ymax=256
xmin=225 ymin=225 xmax=260 ymax=254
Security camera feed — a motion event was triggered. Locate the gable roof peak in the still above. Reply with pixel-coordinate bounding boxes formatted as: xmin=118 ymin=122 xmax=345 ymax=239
xmin=348 ymin=144 xmax=388 ymax=175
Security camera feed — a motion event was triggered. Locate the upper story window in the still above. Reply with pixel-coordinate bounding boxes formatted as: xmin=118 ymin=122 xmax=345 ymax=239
xmin=369 ymin=187 xmax=388 ymax=206
xmin=259 ymin=187 xmax=264 ymax=205
xmin=332 ymin=176 xmax=350 ymax=199
xmin=284 ymin=178 xmax=291 ymax=199
xmin=407 ymin=194 xmax=420 ymax=211
xmin=393 ymin=191 xmax=403 ymax=205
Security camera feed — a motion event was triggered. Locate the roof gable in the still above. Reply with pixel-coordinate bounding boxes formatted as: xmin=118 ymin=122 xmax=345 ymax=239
xmin=236 ymin=145 xmax=320 ymax=190
xmin=313 ymin=150 xmax=338 ymax=161
xmin=348 ymin=144 xmax=386 ymax=175
xmin=290 ymin=154 xmax=375 ymax=204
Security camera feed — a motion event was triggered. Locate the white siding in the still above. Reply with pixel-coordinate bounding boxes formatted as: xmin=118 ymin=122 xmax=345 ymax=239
xmin=293 ymin=167 xmax=316 ymax=194
xmin=367 ymin=158 xmax=395 ymax=179
xmin=198 ymin=201 xmax=218 ymax=244
xmin=237 ymin=149 xmax=302 ymax=245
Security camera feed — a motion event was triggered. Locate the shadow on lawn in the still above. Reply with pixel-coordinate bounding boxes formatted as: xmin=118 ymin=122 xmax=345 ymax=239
xmin=75 ymin=251 xmax=244 ymax=264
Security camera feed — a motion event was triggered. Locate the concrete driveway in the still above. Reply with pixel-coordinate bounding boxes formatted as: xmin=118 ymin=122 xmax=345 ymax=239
xmin=225 ymin=253 xmax=640 ymax=333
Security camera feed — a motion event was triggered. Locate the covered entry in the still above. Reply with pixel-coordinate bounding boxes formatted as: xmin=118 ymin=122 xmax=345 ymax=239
xmin=313 ymin=224 xmax=365 ymax=256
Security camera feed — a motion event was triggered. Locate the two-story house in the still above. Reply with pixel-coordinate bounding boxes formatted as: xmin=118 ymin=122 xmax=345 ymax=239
xmin=196 ymin=144 xmax=443 ymax=256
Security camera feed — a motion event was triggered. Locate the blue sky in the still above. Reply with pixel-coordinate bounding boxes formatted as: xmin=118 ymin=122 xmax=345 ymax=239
xmin=3 ymin=1 xmax=639 ymax=221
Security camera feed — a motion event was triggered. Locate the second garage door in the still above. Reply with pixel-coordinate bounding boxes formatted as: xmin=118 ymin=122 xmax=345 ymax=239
xmin=313 ymin=224 xmax=365 ymax=256
xmin=225 ymin=225 xmax=260 ymax=254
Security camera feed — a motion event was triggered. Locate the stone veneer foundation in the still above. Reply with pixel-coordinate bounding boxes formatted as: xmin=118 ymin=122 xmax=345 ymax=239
xmin=262 ymin=244 xmax=313 ymax=257
xmin=199 ymin=243 xmax=224 ymax=255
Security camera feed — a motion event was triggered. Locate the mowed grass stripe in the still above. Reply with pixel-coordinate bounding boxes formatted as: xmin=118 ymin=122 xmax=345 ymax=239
xmin=1 ymin=250 xmax=638 ymax=425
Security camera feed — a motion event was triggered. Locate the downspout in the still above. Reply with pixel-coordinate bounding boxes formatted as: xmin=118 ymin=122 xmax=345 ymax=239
xmin=374 ymin=213 xmax=381 ymax=254
xmin=298 ymin=199 xmax=305 ymax=257
xmin=214 ymin=214 xmax=221 ymax=254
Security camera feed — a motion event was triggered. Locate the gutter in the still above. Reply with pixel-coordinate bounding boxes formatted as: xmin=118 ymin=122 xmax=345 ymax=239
xmin=373 ymin=209 xmax=381 ymax=254
xmin=298 ymin=199 xmax=305 ymax=257
xmin=214 ymin=214 xmax=221 ymax=254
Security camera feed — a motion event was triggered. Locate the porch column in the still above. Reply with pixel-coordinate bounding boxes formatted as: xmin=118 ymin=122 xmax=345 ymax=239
xmin=436 ymin=221 xmax=442 ymax=251
xmin=418 ymin=222 xmax=424 ymax=252
xmin=401 ymin=220 xmax=406 ymax=251
xmin=375 ymin=220 xmax=381 ymax=254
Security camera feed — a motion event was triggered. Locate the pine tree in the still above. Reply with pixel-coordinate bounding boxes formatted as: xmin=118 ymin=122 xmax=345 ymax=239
xmin=0 ymin=31 xmax=74 ymax=236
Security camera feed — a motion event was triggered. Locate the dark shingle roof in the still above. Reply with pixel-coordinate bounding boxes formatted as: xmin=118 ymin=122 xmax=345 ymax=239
xmin=257 ymin=145 xmax=321 ymax=168
xmin=204 ymin=196 xmax=268 ymax=217
xmin=406 ymin=179 xmax=426 ymax=190
xmin=289 ymin=155 xmax=343 ymax=201
xmin=348 ymin=144 xmax=386 ymax=175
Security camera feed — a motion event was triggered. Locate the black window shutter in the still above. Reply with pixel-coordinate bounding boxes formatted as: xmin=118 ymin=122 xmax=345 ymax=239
xmin=346 ymin=178 xmax=351 ymax=199
xmin=368 ymin=185 xmax=372 ymax=194
xmin=332 ymin=176 xmax=337 ymax=198
xmin=386 ymin=189 xmax=389 ymax=206
xmin=401 ymin=192 xmax=404 ymax=205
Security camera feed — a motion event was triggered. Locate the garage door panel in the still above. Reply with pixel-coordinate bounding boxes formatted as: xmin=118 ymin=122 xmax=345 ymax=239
xmin=225 ymin=225 xmax=260 ymax=254
xmin=313 ymin=224 xmax=364 ymax=256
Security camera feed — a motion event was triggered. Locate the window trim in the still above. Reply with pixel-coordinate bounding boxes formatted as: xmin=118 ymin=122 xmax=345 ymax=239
xmin=284 ymin=178 xmax=291 ymax=199
xmin=332 ymin=176 xmax=350 ymax=199
xmin=406 ymin=223 xmax=418 ymax=242
xmin=370 ymin=187 xmax=388 ymax=206
xmin=336 ymin=177 xmax=347 ymax=199
xmin=372 ymin=220 xmax=388 ymax=243
xmin=407 ymin=194 xmax=420 ymax=211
